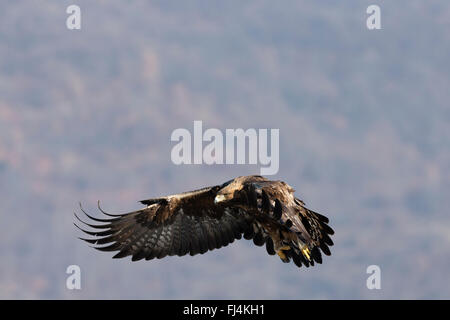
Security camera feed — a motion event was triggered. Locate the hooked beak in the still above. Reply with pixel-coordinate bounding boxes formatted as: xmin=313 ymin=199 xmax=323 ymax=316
xmin=214 ymin=194 xmax=226 ymax=204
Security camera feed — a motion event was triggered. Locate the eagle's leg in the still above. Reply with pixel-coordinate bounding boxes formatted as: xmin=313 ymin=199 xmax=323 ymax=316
xmin=272 ymin=230 xmax=291 ymax=262
xmin=276 ymin=245 xmax=291 ymax=261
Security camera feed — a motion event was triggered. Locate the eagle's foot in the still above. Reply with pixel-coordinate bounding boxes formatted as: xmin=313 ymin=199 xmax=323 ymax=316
xmin=276 ymin=246 xmax=291 ymax=262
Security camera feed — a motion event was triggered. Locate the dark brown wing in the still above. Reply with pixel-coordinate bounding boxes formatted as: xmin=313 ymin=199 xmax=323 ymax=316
xmin=282 ymin=198 xmax=334 ymax=267
xmin=295 ymin=198 xmax=334 ymax=256
xmin=75 ymin=187 xmax=251 ymax=261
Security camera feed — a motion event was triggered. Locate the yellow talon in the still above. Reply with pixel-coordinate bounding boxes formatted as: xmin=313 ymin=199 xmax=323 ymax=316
xmin=301 ymin=247 xmax=311 ymax=261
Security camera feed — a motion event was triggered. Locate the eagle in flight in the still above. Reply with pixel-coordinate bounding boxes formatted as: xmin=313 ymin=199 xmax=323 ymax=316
xmin=75 ymin=175 xmax=334 ymax=268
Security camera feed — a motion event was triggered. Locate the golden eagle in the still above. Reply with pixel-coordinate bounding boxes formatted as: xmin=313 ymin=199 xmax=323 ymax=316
xmin=75 ymin=175 xmax=334 ymax=268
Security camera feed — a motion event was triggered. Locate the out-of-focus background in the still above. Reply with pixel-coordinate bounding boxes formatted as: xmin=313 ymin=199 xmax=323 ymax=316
xmin=1 ymin=0 xmax=449 ymax=299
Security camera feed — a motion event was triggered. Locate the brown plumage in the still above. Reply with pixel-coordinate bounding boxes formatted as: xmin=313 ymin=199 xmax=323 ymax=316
xmin=75 ymin=175 xmax=334 ymax=268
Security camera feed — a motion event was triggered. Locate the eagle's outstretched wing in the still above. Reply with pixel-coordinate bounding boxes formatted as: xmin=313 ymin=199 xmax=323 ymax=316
xmin=75 ymin=186 xmax=251 ymax=261
xmin=75 ymin=175 xmax=335 ymax=268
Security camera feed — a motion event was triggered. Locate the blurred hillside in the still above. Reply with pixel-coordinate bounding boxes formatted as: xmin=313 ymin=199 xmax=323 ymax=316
xmin=0 ymin=1 xmax=449 ymax=299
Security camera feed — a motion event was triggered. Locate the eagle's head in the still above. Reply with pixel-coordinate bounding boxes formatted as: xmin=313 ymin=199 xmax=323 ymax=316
xmin=214 ymin=175 xmax=267 ymax=206
xmin=214 ymin=178 xmax=237 ymax=204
